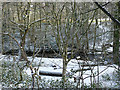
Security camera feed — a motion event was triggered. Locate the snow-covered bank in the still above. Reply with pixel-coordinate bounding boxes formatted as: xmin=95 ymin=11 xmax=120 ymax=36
xmin=0 ymin=54 xmax=119 ymax=88
xmin=23 ymin=56 xmax=119 ymax=88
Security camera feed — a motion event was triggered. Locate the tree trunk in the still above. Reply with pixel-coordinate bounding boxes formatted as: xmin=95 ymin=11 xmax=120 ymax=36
xmin=62 ymin=58 xmax=67 ymax=87
xmin=113 ymin=26 xmax=119 ymax=65
xmin=113 ymin=2 xmax=120 ymax=67
xmin=0 ymin=2 xmax=2 ymax=54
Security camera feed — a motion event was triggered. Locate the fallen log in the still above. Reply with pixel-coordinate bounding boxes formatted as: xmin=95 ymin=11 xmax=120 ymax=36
xmin=39 ymin=68 xmax=92 ymax=77
xmin=81 ymin=62 xmax=112 ymax=67
xmin=39 ymin=70 xmax=62 ymax=77
xmin=72 ymin=68 xmax=91 ymax=73
xmin=81 ymin=64 xmax=98 ymax=67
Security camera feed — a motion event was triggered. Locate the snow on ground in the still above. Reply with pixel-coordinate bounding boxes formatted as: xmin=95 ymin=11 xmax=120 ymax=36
xmin=0 ymin=54 xmax=119 ymax=88
xmin=24 ymin=56 xmax=119 ymax=88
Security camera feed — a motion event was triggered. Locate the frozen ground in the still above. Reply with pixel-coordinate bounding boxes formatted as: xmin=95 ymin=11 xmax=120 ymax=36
xmin=25 ymin=57 xmax=119 ymax=88
xmin=0 ymin=54 xmax=119 ymax=88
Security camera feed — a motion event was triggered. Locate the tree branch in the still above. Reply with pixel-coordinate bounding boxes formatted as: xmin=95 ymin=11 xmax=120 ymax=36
xmin=94 ymin=1 xmax=120 ymax=26
xmin=81 ymin=2 xmax=110 ymax=15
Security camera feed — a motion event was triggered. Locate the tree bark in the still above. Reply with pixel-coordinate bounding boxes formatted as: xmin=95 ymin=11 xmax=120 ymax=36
xmin=113 ymin=2 xmax=120 ymax=66
xmin=0 ymin=2 xmax=2 ymax=54
xmin=62 ymin=58 xmax=67 ymax=87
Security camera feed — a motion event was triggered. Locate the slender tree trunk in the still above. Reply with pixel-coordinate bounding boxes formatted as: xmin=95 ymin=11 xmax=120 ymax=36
xmin=0 ymin=2 xmax=2 ymax=54
xmin=62 ymin=57 xmax=68 ymax=87
xmin=0 ymin=3 xmax=2 ymax=87
xmin=93 ymin=10 xmax=98 ymax=53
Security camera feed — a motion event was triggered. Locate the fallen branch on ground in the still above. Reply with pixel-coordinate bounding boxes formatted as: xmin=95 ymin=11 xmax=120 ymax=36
xmin=72 ymin=68 xmax=91 ymax=73
xmin=39 ymin=70 xmax=62 ymax=77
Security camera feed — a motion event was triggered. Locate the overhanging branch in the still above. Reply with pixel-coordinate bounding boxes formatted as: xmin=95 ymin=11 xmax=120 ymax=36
xmin=94 ymin=1 xmax=120 ymax=26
